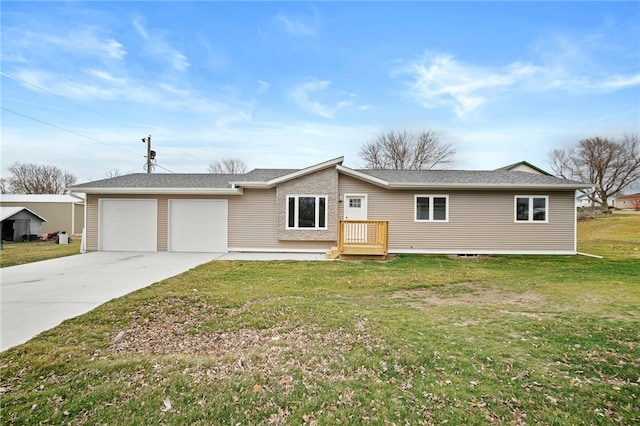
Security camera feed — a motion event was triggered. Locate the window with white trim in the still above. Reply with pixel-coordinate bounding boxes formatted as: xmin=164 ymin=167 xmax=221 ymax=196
xmin=515 ymin=196 xmax=548 ymax=222
xmin=415 ymin=195 xmax=449 ymax=222
xmin=287 ymin=195 xmax=327 ymax=229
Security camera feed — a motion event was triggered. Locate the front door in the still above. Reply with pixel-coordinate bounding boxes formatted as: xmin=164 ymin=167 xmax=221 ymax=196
xmin=343 ymin=194 xmax=368 ymax=243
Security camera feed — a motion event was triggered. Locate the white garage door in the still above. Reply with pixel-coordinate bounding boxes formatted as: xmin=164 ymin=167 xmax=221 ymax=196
xmin=99 ymin=199 xmax=157 ymax=252
xmin=169 ymin=200 xmax=228 ymax=252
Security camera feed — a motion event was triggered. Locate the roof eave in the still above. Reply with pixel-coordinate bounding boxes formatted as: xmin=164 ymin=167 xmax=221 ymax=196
xmin=336 ymin=165 xmax=391 ymax=188
xmin=229 ymin=181 xmax=271 ymax=189
xmin=69 ymin=187 xmax=244 ymax=195
xmin=387 ymin=183 xmax=594 ymax=190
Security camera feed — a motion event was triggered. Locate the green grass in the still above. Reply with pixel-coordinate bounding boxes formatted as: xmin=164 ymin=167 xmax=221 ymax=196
xmin=1 ymin=216 xmax=639 ymax=425
xmin=0 ymin=239 xmax=81 ymax=268
xmin=577 ymin=211 xmax=640 ymax=259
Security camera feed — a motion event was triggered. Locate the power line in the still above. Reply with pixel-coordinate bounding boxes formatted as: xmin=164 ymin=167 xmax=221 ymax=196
xmin=3 ymin=70 xmax=212 ymax=169
xmin=1 ymin=70 xmax=147 ymax=130
xmin=3 ymin=107 xmax=193 ymax=174
xmin=154 ymin=163 xmax=175 ymax=173
xmin=1 ymin=106 xmax=142 ymax=157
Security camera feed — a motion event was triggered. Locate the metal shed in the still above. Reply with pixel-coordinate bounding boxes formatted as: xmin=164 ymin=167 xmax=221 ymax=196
xmin=0 ymin=207 xmax=47 ymax=241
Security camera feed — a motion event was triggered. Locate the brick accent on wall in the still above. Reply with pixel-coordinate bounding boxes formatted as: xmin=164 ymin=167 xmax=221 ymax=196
xmin=276 ymin=167 xmax=338 ymax=241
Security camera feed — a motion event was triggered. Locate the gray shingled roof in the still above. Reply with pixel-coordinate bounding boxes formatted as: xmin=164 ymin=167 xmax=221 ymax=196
xmin=69 ymin=165 xmax=590 ymax=192
xmin=235 ymin=169 xmax=297 ymax=182
xmin=356 ymin=169 xmax=587 ymax=187
xmin=70 ymin=173 xmax=238 ymax=189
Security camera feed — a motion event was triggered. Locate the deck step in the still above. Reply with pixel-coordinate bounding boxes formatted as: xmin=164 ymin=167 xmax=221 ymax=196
xmin=325 ymin=247 xmax=341 ymax=259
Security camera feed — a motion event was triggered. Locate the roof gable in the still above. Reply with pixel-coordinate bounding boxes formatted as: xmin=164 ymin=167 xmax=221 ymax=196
xmin=1 ymin=206 xmax=47 ymax=222
xmin=496 ymin=161 xmax=553 ymax=176
xmin=231 ymin=157 xmax=344 ymax=188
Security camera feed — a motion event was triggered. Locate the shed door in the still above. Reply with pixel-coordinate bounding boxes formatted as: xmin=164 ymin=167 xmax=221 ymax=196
xmin=169 ymin=200 xmax=228 ymax=252
xmin=99 ymin=199 xmax=157 ymax=252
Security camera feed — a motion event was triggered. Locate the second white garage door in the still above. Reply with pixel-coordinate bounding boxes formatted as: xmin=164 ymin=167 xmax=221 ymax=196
xmin=169 ymin=200 xmax=228 ymax=252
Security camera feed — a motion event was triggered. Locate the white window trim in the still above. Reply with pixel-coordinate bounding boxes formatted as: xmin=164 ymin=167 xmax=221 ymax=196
xmin=414 ymin=194 xmax=449 ymax=222
xmin=514 ymin=195 xmax=549 ymax=223
xmin=286 ymin=195 xmax=328 ymax=230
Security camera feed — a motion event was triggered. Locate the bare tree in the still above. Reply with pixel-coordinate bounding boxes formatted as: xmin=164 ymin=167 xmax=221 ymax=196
xmin=5 ymin=162 xmax=76 ymax=194
xmin=208 ymin=158 xmax=247 ymax=174
xmin=359 ymin=130 xmax=456 ymax=169
xmin=0 ymin=178 xmax=9 ymax=194
xmin=549 ymin=134 xmax=640 ymax=209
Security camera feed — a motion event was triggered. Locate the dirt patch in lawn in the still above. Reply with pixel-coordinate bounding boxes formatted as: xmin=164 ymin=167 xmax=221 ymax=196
xmin=392 ymin=282 xmax=547 ymax=313
xmin=108 ymin=298 xmax=386 ymax=382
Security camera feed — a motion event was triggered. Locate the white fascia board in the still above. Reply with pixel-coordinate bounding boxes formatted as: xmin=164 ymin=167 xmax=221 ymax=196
xmin=230 ymin=181 xmax=270 ymax=189
xmin=234 ymin=156 xmax=345 ymax=189
xmin=72 ymin=187 xmax=244 ymax=195
xmin=336 ymin=165 xmax=391 ymax=188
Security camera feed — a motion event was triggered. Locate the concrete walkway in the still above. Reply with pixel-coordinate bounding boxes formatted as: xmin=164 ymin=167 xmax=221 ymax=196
xmin=0 ymin=251 xmax=328 ymax=352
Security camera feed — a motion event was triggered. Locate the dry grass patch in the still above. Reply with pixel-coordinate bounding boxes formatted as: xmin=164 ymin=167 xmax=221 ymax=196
xmin=392 ymin=282 xmax=545 ymax=308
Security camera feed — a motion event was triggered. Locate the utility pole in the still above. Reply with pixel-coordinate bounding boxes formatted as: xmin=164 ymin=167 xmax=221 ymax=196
xmin=141 ymin=135 xmax=156 ymax=173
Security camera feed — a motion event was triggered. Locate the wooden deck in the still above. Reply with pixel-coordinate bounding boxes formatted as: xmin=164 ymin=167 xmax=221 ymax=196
xmin=326 ymin=220 xmax=389 ymax=259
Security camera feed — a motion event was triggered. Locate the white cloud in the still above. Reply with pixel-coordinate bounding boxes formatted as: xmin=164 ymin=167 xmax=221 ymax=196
xmin=600 ymin=74 xmax=640 ymax=89
xmin=103 ymin=38 xmax=126 ymax=59
xmin=159 ymin=83 xmax=190 ymax=96
xmin=288 ymin=79 xmax=334 ymax=118
xmin=86 ymin=69 xmax=127 ymax=85
xmin=395 ymin=53 xmax=538 ymax=117
xmin=274 ymin=11 xmax=318 ymax=37
xmin=2 ymin=26 xmax=126 ymax=62
xmin=287 ymin=78 xmax=356 ymax=118
xmin=132 ymin=18 xmax=189 ymax=72
xmin=257 ymin=80 xmax=271 ymax=94
xmin=132 ymin=18 xmax=148 ymax=40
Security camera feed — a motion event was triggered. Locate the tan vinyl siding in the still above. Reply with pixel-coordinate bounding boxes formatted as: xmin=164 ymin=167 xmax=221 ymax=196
xmin=157 ymin=198 xmax=168 ymax=251
xmin=84 ymin=190 xmax=333 ymax=253
xmin=86 ymin=194 xmax=99 ymax=252
xmin=339 ymin=175 xmax=576 ymax=253
xmin=228 ymin=188 xmax=278 ymax=248
xmin=86 ymin=194 xmax=226 ymax=251
xmin=229 ymin=187 xmax=334 ymax=251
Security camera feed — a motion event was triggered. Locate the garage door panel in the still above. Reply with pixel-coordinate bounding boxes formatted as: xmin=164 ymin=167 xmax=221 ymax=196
xmin=99 ymin=199 xmax=157 ymax=252
xmin=169 ymin=200 xmax=228 ymax=252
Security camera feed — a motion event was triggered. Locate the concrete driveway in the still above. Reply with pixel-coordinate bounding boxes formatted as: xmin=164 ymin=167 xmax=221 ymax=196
xmin=0 ymin=252 xmax=223 ymax=351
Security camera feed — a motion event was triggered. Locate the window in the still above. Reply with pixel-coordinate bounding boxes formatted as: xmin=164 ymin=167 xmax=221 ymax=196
xmin=287 ymin=195 xmax=327 ymax=229
xmin=415 ymin=195 xmax=449 ymax=222
xmin=349 ymin=198 xmax=361 ymax=208
xmin=515 ymin=196 xmax=548 ymax=222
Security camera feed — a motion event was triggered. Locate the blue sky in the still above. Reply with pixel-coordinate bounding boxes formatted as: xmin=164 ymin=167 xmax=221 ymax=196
xmin=1 ymin=1 xmax=639 ymax=183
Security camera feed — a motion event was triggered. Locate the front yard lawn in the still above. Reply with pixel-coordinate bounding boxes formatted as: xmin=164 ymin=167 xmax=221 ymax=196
xmin=0 ymin=239 xmax=81 ymax=268
xmin=1 ymin=215 xmax=638 ymax=425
